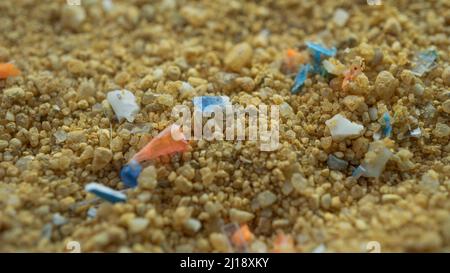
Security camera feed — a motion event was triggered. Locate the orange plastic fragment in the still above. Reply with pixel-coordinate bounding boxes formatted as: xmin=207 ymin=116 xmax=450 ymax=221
xmin=282 ymin=48 xmax=308 ymax=74
xmin=231 ymin=224 xmax=254 ymax=247
xmin=272 ymin=233 xmax=295 ymax=253
xmin=342 ymin=59 xmax=365 ymax=89
xmin=131 ymin=124 xmax=189 ymax=163
xmin=0 ymin=63 xmax=21 ymax=79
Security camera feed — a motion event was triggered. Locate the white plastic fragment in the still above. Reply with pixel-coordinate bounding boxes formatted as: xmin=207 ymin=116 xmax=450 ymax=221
xmin=360 ymin=140 xmax=393 ymax=178
xmin=85 ymin=182 xmax=127 ymax=203
xmin=352 ymin=165 xmax=367 ymax=179
xmin=322 ymin=59 xmax=346 ymax=75
xmin=54 ymin=129 xmax=67 ymax=143
xmin=325 ymin=114 xmax=364 ymax=140
xmin=41 ymin=223 xmax=52 ymax=240
xmin=333 ymin=8 xmax=349 ymax=27
xmin=87 ymin=207 xmax=97 ymax=219
xmin=107 ymin=89 xmax=140 ymax=122
xmin=102 ymin=0 xmax=113 ymax=12
xmin=312 ymin=244 xmax=327 ymax=253
xmin=410 ymin=127 xmax=421 ymax=138
xmin=419 ymin=170 xmax=440 ymax=193
xmin=52 ymin=213 xmax=68 ymax=226
xmin=179 ymin=81 xmax=195 ymax=99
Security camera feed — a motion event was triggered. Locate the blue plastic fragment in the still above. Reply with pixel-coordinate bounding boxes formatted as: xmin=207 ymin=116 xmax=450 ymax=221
xmin=193 ymin=96 xmax=231 ymax=112
xmin=306 ymin=41 xmax=337 ymax=58
xmin=85 ymin=183 xmax=127 ymax=203
xmin=382 ymin=112 xmax=392 ymax=138
xmin=352 ymin=165 xmax=366 ymax=179
xmin=120 ymin=160 xmax=142 ymax=188
xmin=291 ymin=64 xmax=311 ymax=94
xmin=290 ymin=42 xmax=336 ymax=95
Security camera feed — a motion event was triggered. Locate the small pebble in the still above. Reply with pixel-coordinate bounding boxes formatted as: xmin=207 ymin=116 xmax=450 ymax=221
xmin=256 ymin=190 xmax=277 ymax=208
xmin=327 ymin=155 xmax=349 ymax=171
xmin=128 ymin=218 xmax=149 ymax=234
xmin=138 ymin=165 xmax=157 ymax=190
xmin=92 ymin=147 xmax=113 ymax=171
xmin=224 ymin=42 xmax=253 ymax=72
xmin=229 ymin=208 xmax=255 ymax=223
xmin=375 ymin=71 xmax=398 ymax=99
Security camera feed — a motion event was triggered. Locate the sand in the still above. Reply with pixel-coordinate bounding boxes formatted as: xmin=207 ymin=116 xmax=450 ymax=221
xmin=0 ymin=0 xmax=449 ymax=252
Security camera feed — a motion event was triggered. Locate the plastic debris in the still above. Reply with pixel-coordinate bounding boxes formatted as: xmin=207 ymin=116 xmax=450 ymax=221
xmin=0 ymin=63 xmax=21 ymax=79
xmin=325 ymin=114 xmax=364 ymax=140
xmin=352 ymin=165 xmax=367 ymax=179
xmin=120 ymin=160 xmax=143 ymax=188
xmin=52 ymin=213 xmax=67 ymax=226
xmin=107 ymin=89 xmax=140 ymax=122
xmin=312 ymin=244 xmax=327 ymax=253
xmin=41 ymin=223 xmax=53 ymax=240
xmin=120 ymin=124 xmax=189 ymax=187
xmin=193 ymin=96 xmax=231 ymax=112
xmin=85 ymin=182 xmax=127 ymax=203
xmin=179 ymin=81 xmax=195 ymax=99
xmin=322 ymin=58 xmax=346 ymax=75
xmin=282 ymin=48 xmax=308 ymax=74
xmin=290 ymin=42 xmax=336 ymax=93
xmin=342 ymin=58 xmax=365 ymax=89
xmin=102 ymin=0 xmax=113 ymax=12
xmin=291 ymin=64 xmax=311 ymax=94
xmin=130 ymin=123 xmax=152 ymax=134
xmin=87 ymin=207 xmax=97 ymax=219
xmin=272 ymin=233 xmax=295 ymax=253
xmin=333 ymin=8 xmax=349 ymax=27
xmin=307 ymin=42 xmax=337 ymax=75
xmin=382 ymin=112 xmax=392 ymax=138
xmin=306 ymin=41 xmax=337 ymax=59
xmin=132 ymin=124 xmax=188 ymax=162
xmin=327 ymin=154 xmax=349 ymax=171
xmin=53 ymin=130 xmax=67 ymax=144
xmin=231 ymin=224 xmax=254 ymax=249
xmin=410 ymin=127 xmax=422 ymax=138
xmin=291 ymin=42 xmax=337 ymax=94
xmin=419 ymin=170 xmax=440 ymax=193
xmin=359 ymin=140 xmax=393 ymax=178
xmin=221 ymin=222 xmax=248 ymax=252
xmin=411 ymin=50 xmax=438 ymax=77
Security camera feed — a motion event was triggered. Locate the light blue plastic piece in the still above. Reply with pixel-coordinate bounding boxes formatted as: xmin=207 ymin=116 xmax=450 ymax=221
xmin=85 ymin=183 xmax=127 ymax=203
xmin=306 ymin=41 xmax=337 ymax=58
xmin=291 ymin=64 xmax=311 ymax=94
xmin=382 ymin=112 xmax=392 ymax=138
